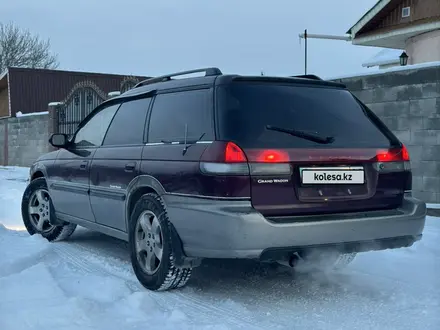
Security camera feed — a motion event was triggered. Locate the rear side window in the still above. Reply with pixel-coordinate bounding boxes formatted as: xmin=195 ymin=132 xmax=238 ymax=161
xmin=216 ymin=83 xmax=391 ymax=148
xmin=147 ymin=89 xmax=214 ymax=143
xmin=103 ymin=98 xmax=151 ymax=146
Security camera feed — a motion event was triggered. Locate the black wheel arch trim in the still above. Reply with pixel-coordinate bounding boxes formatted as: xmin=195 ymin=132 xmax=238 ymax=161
xmin=125 ymin=175 xmax=167 ymax=225
xmin=29 ymin=162 xmax=49 ymax=181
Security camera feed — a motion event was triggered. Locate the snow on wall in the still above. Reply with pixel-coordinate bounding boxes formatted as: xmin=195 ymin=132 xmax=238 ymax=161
xmin=362 ymin=48 xmax=403 ymax=68
xmin=326 ymin=60 xmax=440 ymax=81
xmin=15 ymin=111 xmax=49 ymax=117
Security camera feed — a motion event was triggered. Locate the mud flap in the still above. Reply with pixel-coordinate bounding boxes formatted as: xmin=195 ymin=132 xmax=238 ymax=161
xmin=48 ymin=201 xmax=68 ymax=226
xmin=169 ymin=223 xmax=201 ymax=268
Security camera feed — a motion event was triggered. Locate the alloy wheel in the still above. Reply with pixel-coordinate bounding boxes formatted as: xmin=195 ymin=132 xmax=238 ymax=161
xmin=28 ymin=188 xmax=53 ymax=233
xmin=135 ymin=210 xmax=164 ymax=275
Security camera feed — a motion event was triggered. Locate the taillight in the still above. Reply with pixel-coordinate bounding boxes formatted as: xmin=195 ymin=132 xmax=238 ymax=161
xmin=200 ymin=141 xmax=291 ymax=176
xmin=200 ymin=141 xmax=250 ymax=175
xmin=225 ymin=142 xmax=247 ymax=162
xmin=373 ymin=144 xmax=411 ymax=173
xmin=256 ymin=149 xmax=289 ymax=163
xmin=376 ymin=146 xmax=409 ymax=162
xmin=401 ymin=144 xmax=410 ymax=161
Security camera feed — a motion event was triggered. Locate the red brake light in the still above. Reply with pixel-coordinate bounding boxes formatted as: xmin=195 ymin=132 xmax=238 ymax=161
xmin=402 ymin=144 xmax=410 ymax=161
xmin=376 ymin=146 xmax=410 ymax=162
xmin=376 ymin=150 xmax=395 ymax=162
xmin=257 ymin=149 xmax=290 ymax=163
xmin=225 ymin=142 xmax=247 ymax=163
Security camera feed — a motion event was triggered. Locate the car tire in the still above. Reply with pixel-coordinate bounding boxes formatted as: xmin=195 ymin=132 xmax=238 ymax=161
xmin=129 ymin=193 xmax=192 ymax=291
xmin=21 ymin=177 xmax=77 ymax=242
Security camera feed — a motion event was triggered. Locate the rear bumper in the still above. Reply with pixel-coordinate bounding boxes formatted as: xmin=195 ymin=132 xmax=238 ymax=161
xmin=164 ymin=194 xmax=426 ymax=260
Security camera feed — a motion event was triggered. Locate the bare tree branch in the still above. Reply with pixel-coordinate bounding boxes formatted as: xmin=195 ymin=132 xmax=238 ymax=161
xmin=0 ymin=22 xmax=59 ymax=73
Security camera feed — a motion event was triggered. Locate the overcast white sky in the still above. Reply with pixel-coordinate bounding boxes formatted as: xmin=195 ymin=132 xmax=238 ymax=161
xmin=3 ymin=0 xmax=382 ymax=78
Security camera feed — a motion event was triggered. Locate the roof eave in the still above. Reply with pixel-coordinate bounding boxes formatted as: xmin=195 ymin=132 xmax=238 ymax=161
xmin=347 ymin=0 xmax=392 ymax=36
xmin=0 ymin=69 xmax=9 ymax=92
xmin=352 ymin=21 xmax=440 ymax=48
xmin=0 ymin=69 xmax=8 ymax=82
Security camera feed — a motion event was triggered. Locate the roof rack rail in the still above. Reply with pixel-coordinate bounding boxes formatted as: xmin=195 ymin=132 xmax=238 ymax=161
xmin=134 ymin=67 xmax=222 ymax=88
xmin=290 ymin=74 xmax=323 ymax=81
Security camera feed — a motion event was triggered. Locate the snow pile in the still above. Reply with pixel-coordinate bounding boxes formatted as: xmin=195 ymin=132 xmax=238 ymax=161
xmin=0 ymin=229 xmax=232 ymax=330
xmin=0 ymin=167 xmax=230 ymax=329
xmin=0 ymin=166 xmax=439 ymax=329
xmin=0 ymin=231 xmax=51 ymax=277
xmin=0 ymin=166 xmax=29 ymax=230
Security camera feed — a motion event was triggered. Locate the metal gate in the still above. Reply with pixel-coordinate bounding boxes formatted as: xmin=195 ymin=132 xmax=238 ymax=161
xmin=57 ymin=81 xmax=108 ymax=137
xmin=120 ymin=76 xmax=140 ymax=93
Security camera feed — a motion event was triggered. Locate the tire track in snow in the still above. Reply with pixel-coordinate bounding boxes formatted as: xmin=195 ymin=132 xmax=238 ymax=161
xmin=53 ymin=244 xmax=225 ymax=327
xmin=52 ymin=242 xmax=269 ymax=330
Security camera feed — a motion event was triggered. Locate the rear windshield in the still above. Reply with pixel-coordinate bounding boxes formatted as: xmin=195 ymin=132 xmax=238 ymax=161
xmin=216 ymin=82 xmax=392 ymax=149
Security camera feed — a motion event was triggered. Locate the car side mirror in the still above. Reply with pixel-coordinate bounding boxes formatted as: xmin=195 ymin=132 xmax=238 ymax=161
xmin=49 ymin=133 xmax=69 ymax=148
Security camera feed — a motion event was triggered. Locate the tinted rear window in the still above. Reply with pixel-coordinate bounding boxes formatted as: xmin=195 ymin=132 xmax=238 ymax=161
xmin=216 ymin=83 xmax=391 ymax=148
xmin=147 ymin=89 xmax=214 ymax=143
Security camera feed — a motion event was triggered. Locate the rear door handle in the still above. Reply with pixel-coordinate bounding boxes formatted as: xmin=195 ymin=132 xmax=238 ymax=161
xmin=79 ymin=161 xmax=88 ymax=170
xmin=125 ymin=162 xmax=136 ymax=172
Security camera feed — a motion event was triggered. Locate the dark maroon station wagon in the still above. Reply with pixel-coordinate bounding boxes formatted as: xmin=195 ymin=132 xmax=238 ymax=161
xmin=21 ymin=68 xmax=426 ymax=291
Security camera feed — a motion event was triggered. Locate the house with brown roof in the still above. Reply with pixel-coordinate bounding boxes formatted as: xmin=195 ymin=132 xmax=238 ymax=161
xmin=0 ymin=67 xmax=149 ymax=119
xmin=348 ymin=0 xmax=440 ymax=65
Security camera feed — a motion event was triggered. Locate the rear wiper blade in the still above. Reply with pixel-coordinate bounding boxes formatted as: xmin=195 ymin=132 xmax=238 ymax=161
xmin=266 ymin=125 xmax=335 ymax=144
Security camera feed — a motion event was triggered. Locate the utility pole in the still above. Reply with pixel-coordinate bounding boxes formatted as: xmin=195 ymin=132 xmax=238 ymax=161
xmin=298 ymin=31 xmax=351 ymax=75
xmin=304 ymin=29 xmax=308 ymax=75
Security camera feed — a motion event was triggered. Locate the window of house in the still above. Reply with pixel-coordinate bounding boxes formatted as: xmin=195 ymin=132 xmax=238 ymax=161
xmin=402 ymin=7 xmax=411 ymax=18
xmin=73 ymin=104 xmax=120 ymax=147
xmin=147 ymin=89 xmax=214 ymax=143
xmin=103 ymin=98 xmax=151 ymax=146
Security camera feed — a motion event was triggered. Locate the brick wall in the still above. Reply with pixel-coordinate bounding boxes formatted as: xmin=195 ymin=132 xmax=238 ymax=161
xmin=332 ymin=64 xmax=440 ymax=203
xmin=0 ymin=114 xmax=49 ymax=167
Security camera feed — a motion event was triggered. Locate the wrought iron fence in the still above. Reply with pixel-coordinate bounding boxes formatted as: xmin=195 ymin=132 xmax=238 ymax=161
xmin=120 ymin=76 xmax=140 ymax=93
xmin=56 ymin=81 xmax=108 ymax=137
xmin=54 ymin=78 xmax=140 ymax=137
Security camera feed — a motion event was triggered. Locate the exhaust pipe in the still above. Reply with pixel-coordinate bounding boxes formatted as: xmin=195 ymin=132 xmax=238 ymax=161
xmin=277 ymin=254 xmax=300 ymax=268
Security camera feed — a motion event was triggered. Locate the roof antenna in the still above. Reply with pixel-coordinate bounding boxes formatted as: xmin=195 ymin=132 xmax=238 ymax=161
xmin=182 ymin=123 xmax=188 ymax=155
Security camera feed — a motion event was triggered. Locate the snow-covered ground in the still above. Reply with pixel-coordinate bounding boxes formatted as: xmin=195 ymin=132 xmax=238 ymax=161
xmin=0 ymin=166 xmax=439 ymax=330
